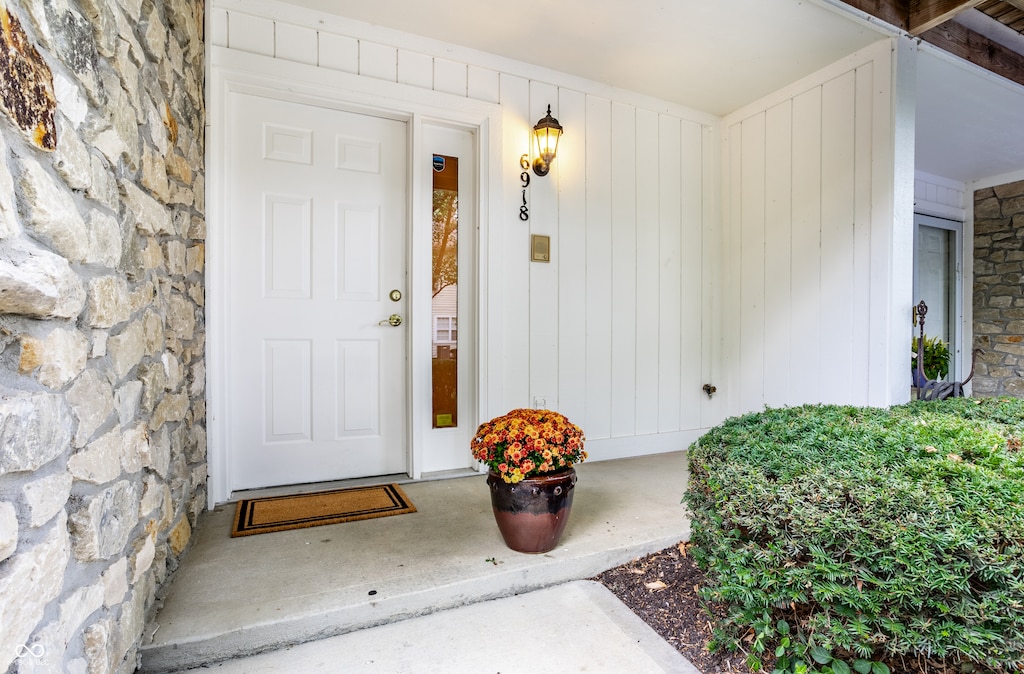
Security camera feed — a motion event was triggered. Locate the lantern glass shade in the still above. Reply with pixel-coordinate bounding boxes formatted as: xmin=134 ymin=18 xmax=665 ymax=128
xmin=532 ymin=105 xmax=563 ymax=176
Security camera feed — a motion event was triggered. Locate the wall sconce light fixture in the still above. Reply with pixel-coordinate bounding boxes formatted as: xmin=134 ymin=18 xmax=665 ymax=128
xmin=531 ymin=104 xmax=563 ymax=176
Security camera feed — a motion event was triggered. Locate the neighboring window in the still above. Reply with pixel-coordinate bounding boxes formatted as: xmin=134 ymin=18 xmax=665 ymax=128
xmin=435 ymin=316 xmax=457 ymax=343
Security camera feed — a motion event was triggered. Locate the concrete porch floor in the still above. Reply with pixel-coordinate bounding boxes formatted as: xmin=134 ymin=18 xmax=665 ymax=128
xmin=138 ymin=452 xmax=693 ymax=673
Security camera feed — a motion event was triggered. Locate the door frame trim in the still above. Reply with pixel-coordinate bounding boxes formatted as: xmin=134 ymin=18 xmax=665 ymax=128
xmin=414 ymin=124 xmax=480 ymax=476
xmin=207 ymin=46 xmax=502 ymax=505
xmin=912 ymin=212 xmax=964 ymax=381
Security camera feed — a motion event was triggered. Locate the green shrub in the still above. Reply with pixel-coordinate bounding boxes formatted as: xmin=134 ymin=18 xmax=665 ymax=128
xmin=911 ymin=334 xmax=951 ymax=380
xmin=685 ymin=399 xmax=1024 ymax=673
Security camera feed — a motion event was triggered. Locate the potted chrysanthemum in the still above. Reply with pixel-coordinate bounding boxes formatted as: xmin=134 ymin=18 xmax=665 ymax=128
xmin=471 ymin=409 xmax=586 ymax=553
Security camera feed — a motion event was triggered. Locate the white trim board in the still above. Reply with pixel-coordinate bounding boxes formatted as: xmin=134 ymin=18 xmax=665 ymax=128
xmin=585 ymin=430 xmax=706 ymax=464
xmin=914 ymin=171 xmax=966 ymax=221
xmin=973 ymin=169 xmax=1024 ymax=192
xmin=915 ymin=170 xmax=967 ymax=193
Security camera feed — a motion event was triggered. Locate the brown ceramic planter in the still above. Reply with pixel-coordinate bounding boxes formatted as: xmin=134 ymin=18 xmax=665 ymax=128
xmin=486 ymin=468 xmax=576 ymax=554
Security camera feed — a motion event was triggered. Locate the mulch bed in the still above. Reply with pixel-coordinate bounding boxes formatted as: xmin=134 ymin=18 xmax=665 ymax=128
xmin=594 ymin=543 xmax=755 ymax=673
xmin=594 ymin=544 xmax=1016 ymax=674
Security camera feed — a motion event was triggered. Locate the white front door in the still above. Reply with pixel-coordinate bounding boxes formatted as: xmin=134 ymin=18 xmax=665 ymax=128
xmin=226 ymin=93 xmax=408 ymax=490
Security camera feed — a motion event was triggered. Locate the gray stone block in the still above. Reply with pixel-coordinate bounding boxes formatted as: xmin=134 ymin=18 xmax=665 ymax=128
xmin=0 ymin=389 xmax=73 ymax=475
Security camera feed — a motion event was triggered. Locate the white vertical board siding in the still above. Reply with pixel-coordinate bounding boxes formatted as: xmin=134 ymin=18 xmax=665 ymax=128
xmin=723 ymin=122 xmax=742 ymax=415
xmin=679 ymin=121 xmax=704 ymax=430
xmin=435 ymin=59 xmax=468 ymax=97
xmin=658 ymin=116 xmax=683 ymax=433
xmin=468 ymin=67 xmax=500 ymax=104
xmin=610 ymin=103 xmax=638 ymax=438
xmin=398 ymin=51 xmax=433 ymax=89
xmin=211 ymin=8 xmax=229 ymax=48
xmin=529 ymin=83 xmax=560 ymax=412
xmin=556 ymin=89 xmax=588 ymax=426
xmin=763 ymin=101 xmax=793 ymax=408
xmin=722 ymin=39 xmax=902 ymax=415
xmin=739 ymin=114 xmax=767 ymax=413
xmin=819 ymin=72 xmax=857 ymax=405
xmin=701 ymin=125 xmax=727 ymax=429
xmin=914 ymin=171 xmax=966 ymax=221
xmin=585 ymin=96 xmax=613 ymax=439
xmin=790 ymin=88 xmax=823 ymax=404
xmin=852 ymin=65 xmax=874 ymax=405
xmin=634 ymin=108 xmax=662 ymax=437
xmin=318 ymin=33 xmax=358 ymax=73
xmin=275 ymin=23 xmax=317 ymax=65
xmin=228 ymin=13 xmax=274 ymax=56
xmin=359 ymin=42 xmax=398 ymax=82
xmin=499 ymin=74 xmax=532 ymax=410
xmin=215 ymin=0 xmax=717 ymax=460
xmin=881 ymin=38 xmax=917 ymax=406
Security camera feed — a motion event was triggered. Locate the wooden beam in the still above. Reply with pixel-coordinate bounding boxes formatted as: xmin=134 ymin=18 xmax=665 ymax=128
xmin=841 ymin=1 xmax=1024 ymax=87
xmin=1000 ymin=0 xmax=1024 ymax=14
xmin=909 ymin=0 xmax=985 ymax=34
xmin=921 ymin=19 xmax=1024 ymax=88
xmin=841 ymin=0 xmax=910 ymax=31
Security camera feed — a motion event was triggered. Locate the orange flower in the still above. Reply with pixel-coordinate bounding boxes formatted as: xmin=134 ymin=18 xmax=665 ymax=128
xmin=471 ymin=409 xmax=586 ymax=483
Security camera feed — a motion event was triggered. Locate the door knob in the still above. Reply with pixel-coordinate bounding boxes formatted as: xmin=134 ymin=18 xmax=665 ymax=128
xmin=379 ymin=314 xmax=403 ymax=327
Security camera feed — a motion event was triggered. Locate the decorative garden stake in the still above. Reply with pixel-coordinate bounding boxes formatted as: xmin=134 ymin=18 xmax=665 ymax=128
xmin=913 ymin=300 xmax=975 ymax=400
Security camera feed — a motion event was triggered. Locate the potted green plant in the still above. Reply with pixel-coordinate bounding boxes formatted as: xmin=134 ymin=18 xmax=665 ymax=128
xmin=471 ymin=409 xmax=586 ymax=553
xmin=911 ymin=334 xmax=950 ymax=385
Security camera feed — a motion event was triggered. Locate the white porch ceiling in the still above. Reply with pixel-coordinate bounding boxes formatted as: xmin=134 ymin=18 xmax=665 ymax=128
xmin=285 ymin=0 xmax=1024 ymax=186
xmin=284 ymin=0 xmax=882 ymax=117
xmin=916 ymin=46 xmax=1024 ymax=185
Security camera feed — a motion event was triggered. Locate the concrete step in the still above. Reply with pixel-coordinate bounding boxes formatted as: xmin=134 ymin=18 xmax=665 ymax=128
xmin=138 ymin=452 xmax=691 ymax=673
xmin=160 ymin=581 xmax=701 ymax=673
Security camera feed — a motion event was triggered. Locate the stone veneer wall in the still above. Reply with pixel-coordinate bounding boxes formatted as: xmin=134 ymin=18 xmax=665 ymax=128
xmin=973 ymin=179 xmax=1024 ymax=397
xmin=0 ymin=0 xmax=205 ymax=671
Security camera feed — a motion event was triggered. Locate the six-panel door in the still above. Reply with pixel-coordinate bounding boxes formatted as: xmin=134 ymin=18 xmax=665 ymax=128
xmin=227 ymin=93 xmax=408 ymax=490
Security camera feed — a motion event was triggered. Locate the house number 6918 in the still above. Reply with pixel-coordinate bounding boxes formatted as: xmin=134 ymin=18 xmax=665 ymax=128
xmin=519 ymin=154 xmax=530 ymax=221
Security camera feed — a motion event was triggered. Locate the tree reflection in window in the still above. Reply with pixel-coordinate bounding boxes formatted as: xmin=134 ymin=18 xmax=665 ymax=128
xmin=432 ymin=155 xmax=458 ymax=428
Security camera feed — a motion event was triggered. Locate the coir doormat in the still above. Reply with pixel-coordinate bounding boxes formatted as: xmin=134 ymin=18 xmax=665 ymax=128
xmin=231 ymin=484 xmax=416 ymax=537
